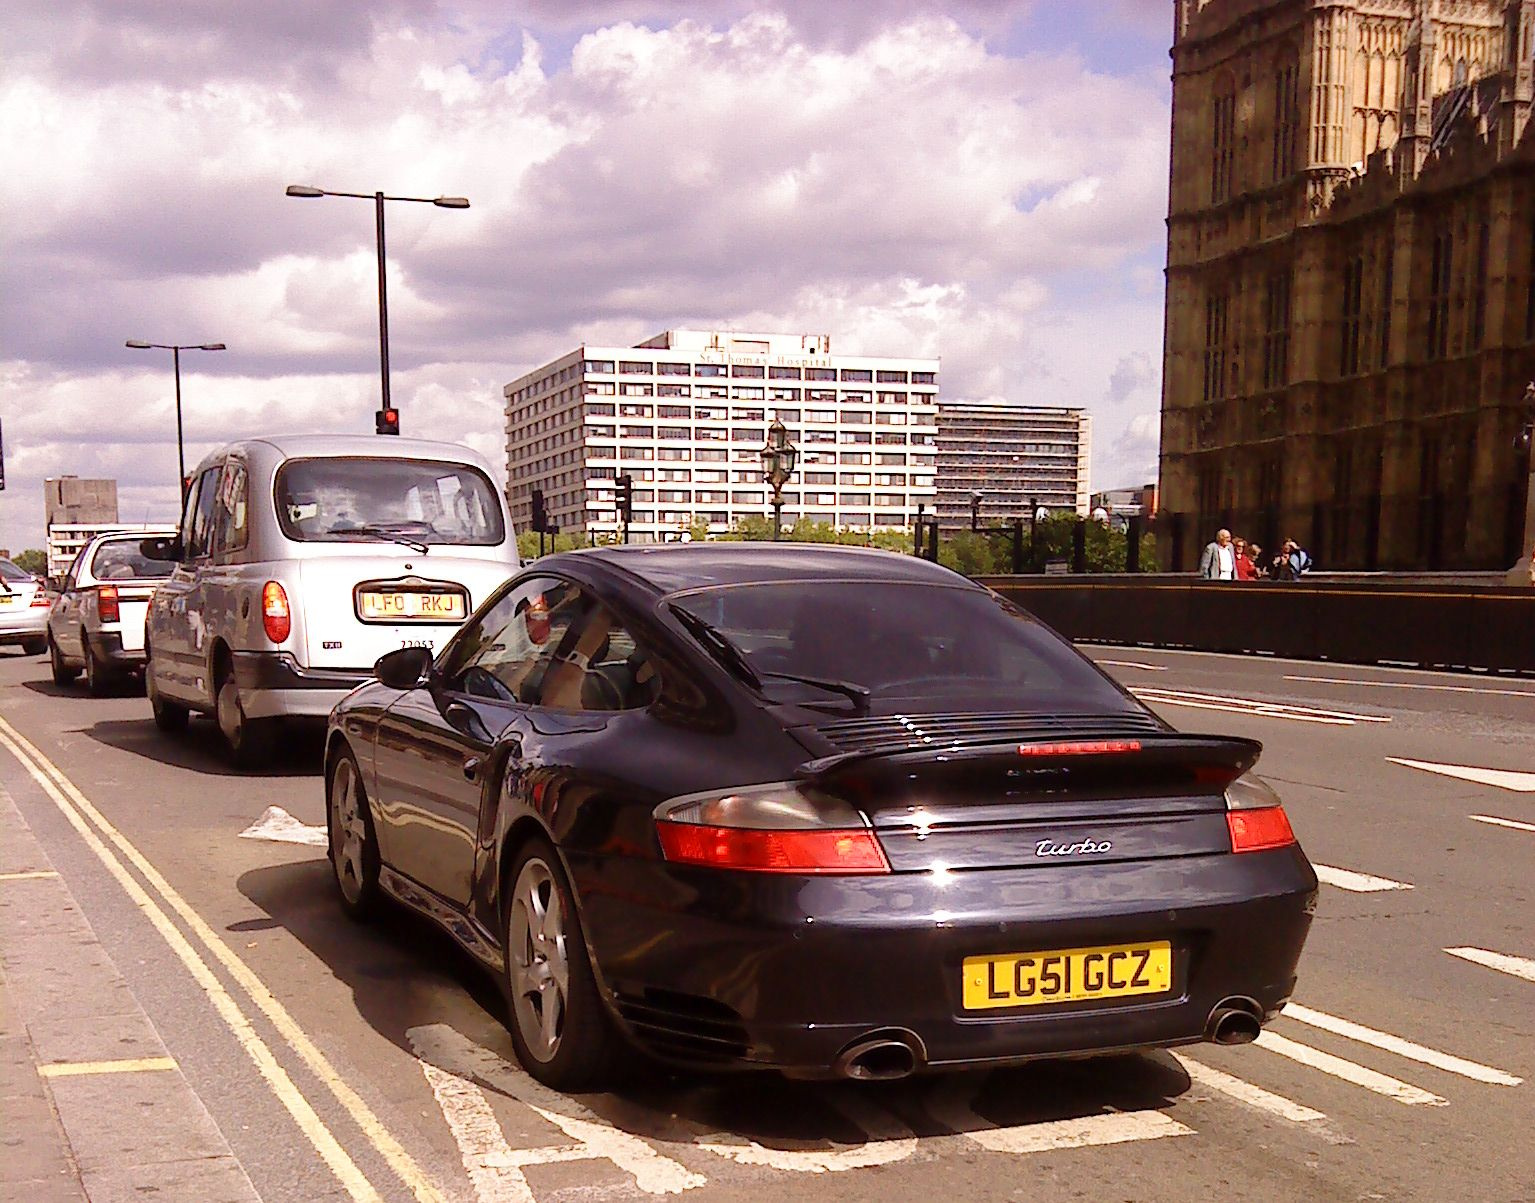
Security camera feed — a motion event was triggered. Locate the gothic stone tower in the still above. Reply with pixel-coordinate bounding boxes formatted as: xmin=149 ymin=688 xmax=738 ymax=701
xmin=1160 ymin=0 xmax=1534 ymax=570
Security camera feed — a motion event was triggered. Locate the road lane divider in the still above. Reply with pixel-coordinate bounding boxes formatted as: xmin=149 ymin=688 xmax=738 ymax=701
xmin=1311 ymin=864 xmax=1414 ymax=893
xmin=1469 ymin=814 xmax=1535 ymax=834
xmin=928 ymin=1079 xmax=1192 ymax=1154
xmin=1129 ymin=687 xmax=1392 ymax=726
xmin=1444 ymin=947 xmax=1535 ymax=984
xmin=1281 ymin=1004 xmax=1521 ymax=1087
xmin=1386 ymin=758 xmax=1535 ymax=793
xmin=1283 ymin=675 xmax=1535 ymax=699
xmin=0 ymin=715 xmax=447 ymax=1203
xmin=1252 ymin=1032 xmax=1448 ymax=1106
xmin=1094 ymin=659 xmax=1169 ymax=672
xmin=1170 ymin=1053 xmax=1349 ymax=1143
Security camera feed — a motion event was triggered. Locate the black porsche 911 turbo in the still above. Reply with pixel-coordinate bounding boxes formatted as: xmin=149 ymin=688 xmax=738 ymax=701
xmin=324 ymin=543 xmax=1317 ymax=1089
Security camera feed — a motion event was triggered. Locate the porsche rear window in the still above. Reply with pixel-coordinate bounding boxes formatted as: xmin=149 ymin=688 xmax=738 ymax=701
xmin=671 ymin=581 xmax=1134 ymax=710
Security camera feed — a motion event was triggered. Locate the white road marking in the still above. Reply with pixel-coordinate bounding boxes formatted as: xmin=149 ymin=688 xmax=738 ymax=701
xmin=696 ymin=1092 xmax=917 ymax=1173
xmin=1444 ymin=947 xmax=1535 ymax=984
xmin=1386 ymin=758 xmax=1535 ymax=793
xmin=239 ymin=805 xmax=328 ymax=847
xmin=1283 ymin=675 xmax=1535 ymax=699
xmin=1469 ymin=814 xmax=1535 ymax=834
xmin=1312 ymin=864 xmax=1414 ymax=893
xmin=417 ymin=1058 xmax=536 ymax=1203
xmin=928 ymin=1080 xmax=1190 ymax=1154
xmin=1282 ymin=1004 xmax=1521 ymax=1087
xmin=1253 ymin=1032 xmax=1448 ymax=1106
xmin=1095 ymin=659 xmax=1169 ymax=672
xmin=1171 ymin=1053 xmax=1343 ymax=1139
xmin=408 ymin=1024 xmax=706 ymax=1195
xmin=1130 ymin=687 xmax=1391 ymax=726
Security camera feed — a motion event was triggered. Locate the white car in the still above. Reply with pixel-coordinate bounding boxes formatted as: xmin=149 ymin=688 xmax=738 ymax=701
xmin=46 ymin=527 xmax=179 ymax=694
xmin=142 ymin=434 xmax=519 ymax=765
xmin=0 ymin=558 xmax=51 ymax=656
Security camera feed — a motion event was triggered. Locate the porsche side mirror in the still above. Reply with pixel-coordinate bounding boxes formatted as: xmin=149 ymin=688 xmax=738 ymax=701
xmin=140 ymin=536 xmax=183 ymax=563
xmin=375 ymin=645 xmax=433 ymax=690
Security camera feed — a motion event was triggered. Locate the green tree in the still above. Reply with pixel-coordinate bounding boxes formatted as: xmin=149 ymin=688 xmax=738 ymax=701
xmin=11 ymin=549 xmax=46 ymax=575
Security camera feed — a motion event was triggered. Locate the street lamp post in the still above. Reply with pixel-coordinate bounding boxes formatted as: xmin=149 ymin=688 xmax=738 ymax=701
xmin=125 ymin=340 xmax=226 ymax=500
xmin=759 ymin=418 xmax=799 ymax=541
xmin=285 ymin=184 xmax=469 ymax=433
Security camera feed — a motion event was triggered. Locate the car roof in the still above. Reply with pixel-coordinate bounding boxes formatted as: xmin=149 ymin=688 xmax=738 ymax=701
xmin=247 ymin=433 xmax=488 ymax=460
xmin=539 ymin=542 xmax=971 ymax=596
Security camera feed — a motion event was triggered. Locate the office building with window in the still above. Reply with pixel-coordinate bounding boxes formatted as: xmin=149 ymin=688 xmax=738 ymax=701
xmin=1160 ymin=0 xmax=1534 ymax=570
xmin=934 ymin=402 xmax=1091 ymax=530
xmin=503 ymin=330 xmax=939 ymax=541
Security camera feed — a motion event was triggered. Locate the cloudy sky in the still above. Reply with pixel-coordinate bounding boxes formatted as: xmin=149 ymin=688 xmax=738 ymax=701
xmin=0 ymin=0 xmax=1173 ymax=552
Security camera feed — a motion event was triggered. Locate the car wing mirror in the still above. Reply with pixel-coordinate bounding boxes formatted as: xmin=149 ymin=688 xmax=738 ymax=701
xmin=374 ymin=645 xmax=433 ymax=690
xmin=48 ymin=575 xmax=67 ymax=592
xmin=140 ymin=536 xmax=183 ymax=563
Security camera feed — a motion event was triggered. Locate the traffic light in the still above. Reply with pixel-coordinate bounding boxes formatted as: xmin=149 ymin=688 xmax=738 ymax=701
xmin=615 ymin=475 xmax=634 ymax=522
xmin=530 ymin=487 xmax=548 ymax=532
xmin=375 ymin=407 xmax=400 ymax=436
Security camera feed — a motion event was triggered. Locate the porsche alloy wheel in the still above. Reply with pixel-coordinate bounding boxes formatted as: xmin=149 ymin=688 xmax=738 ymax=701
xmin=328 ymin=751 xmax=380 ymax=920
xmin=504 ymin=839 xmax=618 ymax=1090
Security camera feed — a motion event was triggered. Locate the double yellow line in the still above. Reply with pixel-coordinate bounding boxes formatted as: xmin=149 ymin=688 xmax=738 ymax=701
xmin=0 ymin=715 xmax=446 ymax=1203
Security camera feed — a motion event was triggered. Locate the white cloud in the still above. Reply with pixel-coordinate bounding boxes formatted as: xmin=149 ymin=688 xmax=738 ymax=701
xmin=0 ymin=5 xmax=1169 ymax=551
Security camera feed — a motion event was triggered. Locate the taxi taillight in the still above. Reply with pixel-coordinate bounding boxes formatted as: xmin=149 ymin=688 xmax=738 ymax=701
xmin=262 ymin=581 xmax=291 ymax=643
xmin=96 ymin=584 xmax=120 ymax=623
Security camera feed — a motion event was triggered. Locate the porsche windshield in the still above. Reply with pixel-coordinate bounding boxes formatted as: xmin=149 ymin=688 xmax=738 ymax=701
xmin=274 ymin=457 xmax=504 ymax=546
xmin=671 ymin=581 xmax=1135 ymax=708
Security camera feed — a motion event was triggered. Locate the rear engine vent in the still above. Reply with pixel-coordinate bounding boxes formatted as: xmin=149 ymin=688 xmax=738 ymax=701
xmin=813 ymin=711 xmax=1165 ymax=757
xmin=612 ymin=987 xmax=751 ymax=1063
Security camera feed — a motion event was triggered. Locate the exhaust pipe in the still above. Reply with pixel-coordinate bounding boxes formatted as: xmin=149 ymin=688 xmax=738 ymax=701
xmin=834 ymin=1030 xmax=925 ymax=1081
xmin=1206 ymin=999 xmax=1262 ymax=1046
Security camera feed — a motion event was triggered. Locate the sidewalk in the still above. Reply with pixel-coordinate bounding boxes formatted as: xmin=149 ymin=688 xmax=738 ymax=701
xmin=0 ymin=782 xmax=261 ymax=1202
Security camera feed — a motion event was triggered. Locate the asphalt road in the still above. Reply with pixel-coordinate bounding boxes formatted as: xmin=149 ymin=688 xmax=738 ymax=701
xmin=0 ymin=644 xmax=1531 ymax=1203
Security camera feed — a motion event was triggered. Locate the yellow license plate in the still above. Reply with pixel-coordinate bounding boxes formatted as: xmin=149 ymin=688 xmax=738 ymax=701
xmin=358 ymin=591 xmax=466 ymax=621
xmin=0 ymin=595 xmax=14 ymax=605
xmin=962 ymin=941 xmax=1173 ymax=1010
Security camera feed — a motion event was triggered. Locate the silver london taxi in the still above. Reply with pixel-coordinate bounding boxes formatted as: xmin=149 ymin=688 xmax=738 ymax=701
xmin=142 ymin=434 xmax=518 ymax=765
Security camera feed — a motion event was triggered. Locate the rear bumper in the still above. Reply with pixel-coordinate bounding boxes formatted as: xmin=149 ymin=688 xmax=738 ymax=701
xmin=92 ymin=630 xmax=147 ymax=668
xmin=572 ymin=846 xmax=1318 ymax=1075
xmin=231 ymin=652 xmax=370 ymax=719
xmin=0 ymin=610 xmax=49 ymax=643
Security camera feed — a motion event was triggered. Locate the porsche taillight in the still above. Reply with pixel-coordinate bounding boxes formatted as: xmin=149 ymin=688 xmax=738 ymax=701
xmin=1224 ymin=773 xmax=1296 ymax=853
xmin=96 ymin=585 xmax=120 ymax=623
xmin=261 ymin=581 xmax=291 ymax=643
xmin=654 ymin=783 xmax=889 ymax=874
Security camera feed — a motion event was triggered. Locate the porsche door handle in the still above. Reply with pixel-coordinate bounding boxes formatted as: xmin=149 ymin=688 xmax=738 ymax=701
xmin=463 ymin=757 xmax=482 ymax=782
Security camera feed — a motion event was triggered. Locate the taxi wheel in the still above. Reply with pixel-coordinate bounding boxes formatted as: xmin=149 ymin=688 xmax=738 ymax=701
xmin=84 ymin=637 xmax=117 ymax=697
xmin=21 ymin=638 xmax=46 ymax=657
xmin=327 ymin=750 xmax=381 ymax=921
xmin=146 ymin=655 xmax=189 ymax=732
xmin=48 ymin=634 xmax=80 ymax=686
xmin=503 ymin=837 xmax=620 ymax=1091
xmin=216 ymin=673 xmax=274 ymax=768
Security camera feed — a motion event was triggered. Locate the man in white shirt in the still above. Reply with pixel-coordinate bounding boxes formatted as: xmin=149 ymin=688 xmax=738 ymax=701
xmin=1198 ymin=529 xmax=1236 ymax=580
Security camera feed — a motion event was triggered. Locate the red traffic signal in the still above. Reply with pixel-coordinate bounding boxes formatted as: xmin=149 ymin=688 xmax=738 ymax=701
xmin=375 ymin=407 xmax=400 ymax=435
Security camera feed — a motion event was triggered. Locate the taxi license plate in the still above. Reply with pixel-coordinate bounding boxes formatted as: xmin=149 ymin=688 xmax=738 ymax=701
xmin=357 ymin=591 xmax=465 ymax=622
xmin=962 ymin=940 xmax=1172 ymax=1010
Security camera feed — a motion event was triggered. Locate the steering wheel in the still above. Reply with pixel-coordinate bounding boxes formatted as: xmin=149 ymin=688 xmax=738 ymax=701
xmin=460 ymin=666 xmax=518 ymax=703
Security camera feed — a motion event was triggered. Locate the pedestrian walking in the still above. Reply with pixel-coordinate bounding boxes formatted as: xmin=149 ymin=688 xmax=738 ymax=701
xmin=1199 ymin=529 xmax=1236 ymax=580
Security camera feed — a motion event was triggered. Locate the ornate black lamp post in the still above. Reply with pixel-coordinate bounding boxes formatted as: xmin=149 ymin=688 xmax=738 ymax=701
xmin=759 ymin=418 xmax=799 ymax=541
xmin=1509 ymin=381 xmax=1535 ymax=585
